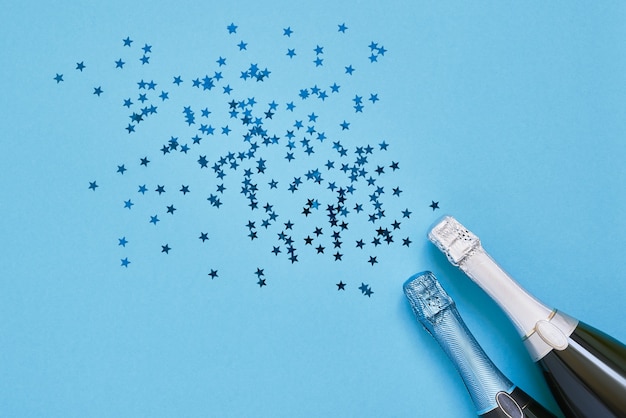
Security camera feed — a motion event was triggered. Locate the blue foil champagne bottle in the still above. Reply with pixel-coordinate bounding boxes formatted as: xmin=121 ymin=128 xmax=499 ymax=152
xmin=404 ymin=271 xmax=557 ymax=417
xmin=428 ymin=216 xmax=626 ymax=418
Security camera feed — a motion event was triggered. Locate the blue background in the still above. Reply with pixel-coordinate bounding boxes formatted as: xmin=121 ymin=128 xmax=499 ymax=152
xmin=2 ymin=1 xmax=625 ymax=417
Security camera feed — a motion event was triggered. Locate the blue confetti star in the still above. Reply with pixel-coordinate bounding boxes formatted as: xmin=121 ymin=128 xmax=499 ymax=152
xmin=121 ymin=258 xmax=131 ymax=267
xmin=338 ymin=23 xmax=348 ymax=33
xmin=93 ymin=86 xmax=103 ymax=96
xmin=118 ymin=237 xmax=128 ymax=247
xmin=198 ymin=155 xmax=208 ymax=168
xmin=227 ymin=23 xmax=238 ymax=34
xmin=88 ymin=181 xmax=98 ymax=191
xmin=76 ymin=61 xmax=86 ymax=71
xmin=123 ymin=37 xmax=133 ymax=47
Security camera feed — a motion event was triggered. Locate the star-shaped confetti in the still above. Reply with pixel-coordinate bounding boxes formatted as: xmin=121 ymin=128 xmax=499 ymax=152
xmin=60 ymin=22 xmax=434 ymax=297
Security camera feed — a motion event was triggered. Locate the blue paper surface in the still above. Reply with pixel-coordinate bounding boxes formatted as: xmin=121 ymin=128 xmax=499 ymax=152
xmin=1 ymin=2 xmax=625 ymax=417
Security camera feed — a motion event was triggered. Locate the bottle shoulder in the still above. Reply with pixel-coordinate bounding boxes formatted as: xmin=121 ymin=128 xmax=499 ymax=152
xmin=539 ymin=323 xmax=626 ymax=417
xmin=570 ymin=321 xmax=626 ymax=373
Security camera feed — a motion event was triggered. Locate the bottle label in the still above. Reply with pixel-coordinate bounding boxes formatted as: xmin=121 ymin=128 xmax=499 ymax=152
xmin=524 ymin=311 xmax=578 ymax=361
xmin=495 ymin=391 xmax=523 ymax=418
xmin=536 ymin=320 xmax=568 ymax=350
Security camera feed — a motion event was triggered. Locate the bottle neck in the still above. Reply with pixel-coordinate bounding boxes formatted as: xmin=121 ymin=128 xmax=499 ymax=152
xmin=427 ymin=304 xmax=514 ymax=414
xmin=459 ymin=248 xmax=552 ymax=336
xmin=459 ymin=247 xmax=578 ymax=361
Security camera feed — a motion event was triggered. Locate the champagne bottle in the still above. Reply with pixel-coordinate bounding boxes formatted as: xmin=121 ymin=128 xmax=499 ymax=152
xmin=428 ymin=216 xmax=626 ymax=417
xmin=404 ymin=271 xmax=558 ymax=417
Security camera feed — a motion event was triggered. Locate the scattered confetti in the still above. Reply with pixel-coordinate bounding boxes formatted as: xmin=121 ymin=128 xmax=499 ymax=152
xmin=57 ymin=22 xmax=441 ymax=297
